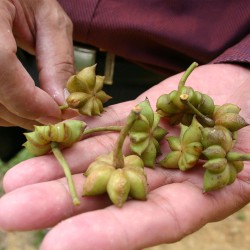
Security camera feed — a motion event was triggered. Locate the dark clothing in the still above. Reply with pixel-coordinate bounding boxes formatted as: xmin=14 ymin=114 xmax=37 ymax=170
xmin=58 ymin=0 xmax=250 ymax=75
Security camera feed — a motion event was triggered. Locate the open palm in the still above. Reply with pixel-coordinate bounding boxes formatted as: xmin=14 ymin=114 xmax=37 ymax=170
xmin=0 ymin=63 xmax=250 ymax=250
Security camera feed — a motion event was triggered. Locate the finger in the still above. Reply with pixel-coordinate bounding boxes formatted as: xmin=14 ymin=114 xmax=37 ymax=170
xmin=0 ymin=174 xmax=113 ymax=231
xmin=1 ymin=161 xmax=250 ymax=234
xmin=35 ymin=0 xmax=75 ymax=105
xmin=40 ymin=180 xmax=250 ymax=250
xmin=0 ymin=52 xmax=62 ymax=123
xmin=0 ymin=104 xmax=40 ymax=130
xmin=3 ymin=132 xmax=117 ymax=192
xmin=0 ymin=2 xmax=62 ymax=125
xmin=0 ymin=167 xmax=193 ymax=231
xmin=0 ymin=117 xmax=14 ymax=127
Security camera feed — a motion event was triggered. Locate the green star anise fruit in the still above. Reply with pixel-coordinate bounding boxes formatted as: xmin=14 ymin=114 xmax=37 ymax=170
xmin=83 ymin=153 xmax=148 ymax=207
xmin=156 ymin=88 xmax=214 ymax=126
xmin=213 ymin=103 xmax=248 ymax=132
xmin=156 ymin=62 xmax=214 ymax=126
xmin=201 ymin=125 xmax=245 ymax=192
xmin=201 ymin=125 xmax=233 ymax=153
xmin=129 ymin=98 xmax=167 ymax=168
xmin=160 ymin=117 xmax=203 ymax=171
xmin=203 ymin=155 xmax=243 ymax=192
xmin=66 ymin=64 xmax=112 ymax=116
xmin=23 ymin=120 xmax=86 ymax=156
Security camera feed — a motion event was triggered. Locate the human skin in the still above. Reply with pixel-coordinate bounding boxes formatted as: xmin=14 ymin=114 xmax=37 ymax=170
xmin=0 ymin=64 xmax=250 ymax=250
xmin=0 ymin=0 xmax=74 ymax=130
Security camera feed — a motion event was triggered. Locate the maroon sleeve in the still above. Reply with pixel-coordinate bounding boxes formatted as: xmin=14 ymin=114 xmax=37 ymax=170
xmin=57 ymin=0 xmax=100 ymax=41
xmin=212 ymin=34 xmax=250 ymax=64
xmin=58 ymin=0 xmax=250 ymax=74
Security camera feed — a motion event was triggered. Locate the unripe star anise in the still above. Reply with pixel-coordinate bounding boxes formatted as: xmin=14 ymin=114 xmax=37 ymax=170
xmin=129 ymin=98 xmax=167 ymax=168
xmin=82 ymin=107 xmax=148 ymax=207
xmin=23 ymin=120 xmax=86 ymax=156
xmin=156 ymin=62 xmax=215 ymax=127
xmin=23 ymin=120 xmax=86 ymax=205
xmin=160 ymin=117 xmax=203 ymax=171
xmin=201 ymin=125 xmax=245 ymax=192
xmin=213 ymin=103 xmax=248 ymax=132
xmin=83 ymin=153 xmax=147 ymax=207
xmin=66 ymin=65 xmax=112 ymax=116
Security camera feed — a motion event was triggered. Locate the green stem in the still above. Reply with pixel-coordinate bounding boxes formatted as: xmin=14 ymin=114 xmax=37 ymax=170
xmin=59 ymin=104 xmax=69 ymax=111
xmin=51 ymin=142 xmax=80 ymax=206
xmin=180 ymin=94 xmax=215 ymax=127
xmin=227 ymin=152 xmax=250 ymax=162
xmin=82 ymin=126 xmax=122 ymax=137
xmin=113 ymin=107 xmax=141 ymax=169
xmin=178 ymin=62 xmax=198 ymax=90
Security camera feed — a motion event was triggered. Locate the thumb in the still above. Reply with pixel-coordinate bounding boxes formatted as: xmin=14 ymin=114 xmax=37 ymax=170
xmin=35 ymin=1 xmax=75 ymax=105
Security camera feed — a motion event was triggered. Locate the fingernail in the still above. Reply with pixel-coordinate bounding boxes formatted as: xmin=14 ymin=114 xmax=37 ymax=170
xmin=37 ymin=116 xmax=62 ymax=125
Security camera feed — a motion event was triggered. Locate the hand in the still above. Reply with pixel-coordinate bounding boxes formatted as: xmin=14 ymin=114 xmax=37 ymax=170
xmin=0 ymin=64 xmax=250 ymax=250
xmin=0 ymin=0 xmax=74 ymax=129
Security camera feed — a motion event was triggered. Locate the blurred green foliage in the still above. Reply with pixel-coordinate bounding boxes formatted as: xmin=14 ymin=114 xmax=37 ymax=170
xmin=0 ymin=148 xmax=34 ymax=196
xmin=0 ymin=148 xmax=34 ymax=176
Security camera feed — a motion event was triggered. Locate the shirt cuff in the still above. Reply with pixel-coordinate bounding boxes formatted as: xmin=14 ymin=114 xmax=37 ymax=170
xmin=212 ymin=34 xmax=250 ymax=65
